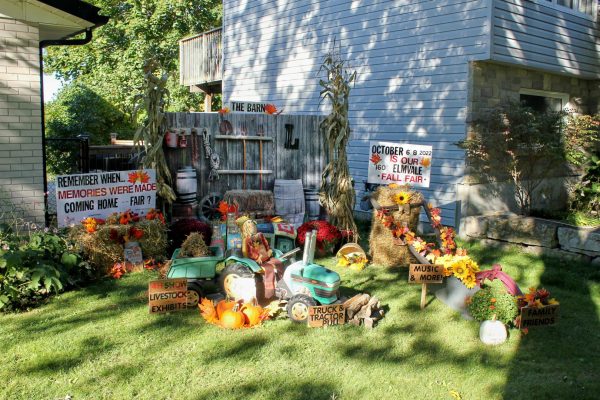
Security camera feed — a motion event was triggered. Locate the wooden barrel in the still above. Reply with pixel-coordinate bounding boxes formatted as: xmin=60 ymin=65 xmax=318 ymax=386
xmin=303 ymin=188 xmax=320 ymax=221
xmin=176 ymin=167 xmax=197 ymax=204
xmin=274 ymin=179 xmax=305 ymax=226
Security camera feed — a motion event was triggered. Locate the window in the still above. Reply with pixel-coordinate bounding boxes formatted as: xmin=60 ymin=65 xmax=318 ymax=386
xmin=519 ymin=89 xmax=569 ymax=113
xmin=543 ymin=0 xmax=598 ymax=17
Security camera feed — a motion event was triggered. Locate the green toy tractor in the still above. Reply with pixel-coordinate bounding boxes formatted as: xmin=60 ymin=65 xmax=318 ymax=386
xmin=220 ymin=230 xmax=341 ymax=323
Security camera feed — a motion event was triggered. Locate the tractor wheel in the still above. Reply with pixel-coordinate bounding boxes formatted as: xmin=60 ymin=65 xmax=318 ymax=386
xmin=287 ymin=294 xmax=317 ymax=323
xmin=186 ymin=282 xmax=203 ymax=308
xmin=220 ymin=263 xmax=257 ymax=301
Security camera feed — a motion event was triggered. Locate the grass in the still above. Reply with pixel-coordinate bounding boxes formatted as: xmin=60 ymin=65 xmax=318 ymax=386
xmin=1 ymin=240 xmax=599 ymax=400
xmin=530 ymin=209 xmax=600 ymax=227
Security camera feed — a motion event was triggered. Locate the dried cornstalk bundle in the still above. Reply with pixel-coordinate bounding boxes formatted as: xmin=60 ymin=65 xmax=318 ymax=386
xmin=319 ymin=46 xmax=358 ymax=241
xmin=179 ymin=232 xmax=210 ymax=258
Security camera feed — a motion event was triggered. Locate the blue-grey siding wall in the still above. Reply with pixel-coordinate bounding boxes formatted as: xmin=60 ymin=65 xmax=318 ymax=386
xmin=222 ymin=0 xmax=492 ymax=227
xmin=492 ymin=0 xmax=600 ymax=79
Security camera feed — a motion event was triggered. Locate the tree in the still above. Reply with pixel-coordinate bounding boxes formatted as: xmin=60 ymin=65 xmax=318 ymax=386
xmin=44 ymin=0 xmax=222 ymax=117
xmin=459 ymin=101 xmax=566 ymax=216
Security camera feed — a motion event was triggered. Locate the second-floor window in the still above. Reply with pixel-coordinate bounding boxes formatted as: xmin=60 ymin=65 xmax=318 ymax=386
xmin=544 ymin=0 xmax=598 ymax=17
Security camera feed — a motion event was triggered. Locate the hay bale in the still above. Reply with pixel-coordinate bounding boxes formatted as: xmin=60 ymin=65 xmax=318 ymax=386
xmin=224 ymin=190 xmax=274 ymax=215
xmin=369 ymin=185 xmax=423 ymax=267
xmin=70 ymin=219 xmax=167 ymax=273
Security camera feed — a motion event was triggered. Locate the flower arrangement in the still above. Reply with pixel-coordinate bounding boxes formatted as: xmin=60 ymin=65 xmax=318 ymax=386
xmin=297 ymin=220 xmax=342 ymax=257
xmin=81 ymin=217 xmax=105 ymax=233
xmin=217 ymin=201 xmax=239 ymax=221
xmin=430 ymin=253 xmax=480 ymax=289
xmin=517 ymin=287 xmax=559 ymax=309
xmin=337 ymin=252 xmax=368 ymax=271
xmin=467 ymin=279 xmax=519 ymax=324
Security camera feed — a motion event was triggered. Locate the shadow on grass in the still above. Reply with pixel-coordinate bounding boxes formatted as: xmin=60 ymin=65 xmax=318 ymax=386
xmin=192 ymin=379 xmax=339 ymax=400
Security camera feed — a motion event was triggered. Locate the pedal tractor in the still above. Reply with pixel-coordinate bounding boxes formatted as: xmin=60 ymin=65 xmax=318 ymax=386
xmin=221 ymin=224 xmax=341 ymax=323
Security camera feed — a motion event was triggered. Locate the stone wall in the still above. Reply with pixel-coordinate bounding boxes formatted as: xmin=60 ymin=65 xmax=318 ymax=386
xmin=0 ymin=18 xmax=44 ymax=225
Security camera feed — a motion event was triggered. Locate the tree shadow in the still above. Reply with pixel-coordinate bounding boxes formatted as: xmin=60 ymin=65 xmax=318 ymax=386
xmin=192 ymin=378 xmax=339 ymax=400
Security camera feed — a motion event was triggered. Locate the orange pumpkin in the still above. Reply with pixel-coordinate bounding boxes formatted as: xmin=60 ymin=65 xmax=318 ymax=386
xmin=220 ymin=309 xmax=245 ymax=329
xmin=216 ymin=300 xmax=236 ymax=319
xmin=241 ymin=303 xmax=263 ymax=326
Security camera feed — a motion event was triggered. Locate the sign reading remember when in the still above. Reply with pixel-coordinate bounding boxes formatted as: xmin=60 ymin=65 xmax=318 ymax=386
xmin=148 ymin=279 xmax=188 ymax=314
xmin=520 ymin=304 xmax=559 ymax=329
xmin=55 ymin=169 xmax=156 ymax=227
xmin=409 ymin=264 xmax=444 ymax=284
xmin=368 ymin=141 xmax=432 ymax=187
xmin=308 ymin=304 xmax=345 ymax=328
xmin=230 ymin=101 xmax=271 ymax=113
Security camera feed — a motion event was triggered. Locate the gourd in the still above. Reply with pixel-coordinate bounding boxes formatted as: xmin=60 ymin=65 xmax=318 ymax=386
xmin=220 ymin=309 xmax=245 ymax=329
xmin=241 ymin=303 xmax=263 ymax=326
xmin=479 ymin=316 xmax=507 ymax=345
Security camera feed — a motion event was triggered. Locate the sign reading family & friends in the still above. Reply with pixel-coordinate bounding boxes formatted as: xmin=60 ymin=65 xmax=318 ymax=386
xmin=55 ymin=169 xmax=156 ymax=227
xmin=367 ymin=141 xmax=432 ymax=187
xmin=519 ymin=304 xmax=559 ymax=329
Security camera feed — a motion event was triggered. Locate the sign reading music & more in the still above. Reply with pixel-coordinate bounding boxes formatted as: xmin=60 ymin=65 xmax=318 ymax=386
xmin=367 ymin=141 xmax=432 ymax=187
xmin=55 ymin=169 xmax=156 ymax=227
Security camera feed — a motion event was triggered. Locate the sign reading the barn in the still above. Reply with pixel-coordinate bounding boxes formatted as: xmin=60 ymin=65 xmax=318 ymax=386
xmin=367 ymin=141 xmax=432 ymax=187
xmin=55 ymin=169 xmax=156 ymax=227
xmin=230 ymin=101 xmax=272 ymax=113
xmin=308 ymin=304 xmax=346 ymax=328
xmin=519 ymin=304 xmax=560 ymax=329
xmin=148 ymin=278 xmax=188 ymax=314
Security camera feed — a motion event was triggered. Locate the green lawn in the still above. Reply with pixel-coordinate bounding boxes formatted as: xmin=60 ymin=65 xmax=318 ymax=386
xmin=1 ymin=241 xmax=599 ymax=400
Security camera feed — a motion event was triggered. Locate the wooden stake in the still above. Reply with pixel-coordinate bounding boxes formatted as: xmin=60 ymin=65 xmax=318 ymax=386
xmin=420 ymin=283 xmax=427 ymax=310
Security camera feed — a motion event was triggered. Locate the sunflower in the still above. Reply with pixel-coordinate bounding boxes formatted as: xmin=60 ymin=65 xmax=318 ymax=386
xmin=452 ymin=261 xmax=469 ymax=280
xmin=462 ymin=273 xmax=477 ymax=289
xmin=393 ymin=191 xmax=411 ymax=205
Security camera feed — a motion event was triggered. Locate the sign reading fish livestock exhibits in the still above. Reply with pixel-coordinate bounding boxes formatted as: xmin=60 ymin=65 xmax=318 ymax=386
xmin=519 ymin=304 xmax=560 ymax=329
xmin=368 ymin=141 xmax=432 ymax=187
xmin=308 ymin=304 xmax=346 ymax=328
xmin=55 ymin=169 xmax=156 ymax=227
xmin=409 ymin=264 xmax=444 ymax=284
xmin=230 ymin=101 xmax=272 ymax=113
xmin=148 ymin=279 xmax=188 ymax=314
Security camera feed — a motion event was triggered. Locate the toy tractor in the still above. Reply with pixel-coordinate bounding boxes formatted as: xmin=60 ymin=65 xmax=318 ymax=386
xmin=220 ymin=230 xmax=341 ymax=323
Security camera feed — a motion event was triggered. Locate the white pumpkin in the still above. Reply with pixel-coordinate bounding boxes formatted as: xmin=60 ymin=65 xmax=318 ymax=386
xmin=479 ymin=319 xmax=507 ymax=345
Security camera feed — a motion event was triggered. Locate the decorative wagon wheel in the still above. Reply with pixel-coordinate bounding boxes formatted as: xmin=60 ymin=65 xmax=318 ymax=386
xmin=198 ymin=192 xmax=223 ymax=220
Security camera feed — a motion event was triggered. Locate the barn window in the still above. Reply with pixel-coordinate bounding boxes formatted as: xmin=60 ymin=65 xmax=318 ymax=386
xmin=519 ymin=89 xmax=569 ymax=113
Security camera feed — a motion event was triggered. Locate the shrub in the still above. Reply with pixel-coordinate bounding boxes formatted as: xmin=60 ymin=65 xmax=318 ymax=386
xmin=467 ymin=279 xmax=518 ymax=325
xmin=0 ymin=227 xmax=94 ymax=311
xmin=570 ymin=152 xmax=600 ymax=217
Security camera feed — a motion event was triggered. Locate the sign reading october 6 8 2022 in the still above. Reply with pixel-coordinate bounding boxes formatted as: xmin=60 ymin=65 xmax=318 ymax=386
xmin=55 ymin=169 xmax=156 ymax=227
xmin=368 ymin=141 xmax=432 ymax=187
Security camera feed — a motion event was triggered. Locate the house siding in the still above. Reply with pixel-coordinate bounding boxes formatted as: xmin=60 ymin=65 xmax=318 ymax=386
xmin=223 ymin=0 xmax=492 ymax=227
xmin=0 ymin=18 xmax=44 ymax=224
xmin=492 ymin=0 xmax=600 ymax=79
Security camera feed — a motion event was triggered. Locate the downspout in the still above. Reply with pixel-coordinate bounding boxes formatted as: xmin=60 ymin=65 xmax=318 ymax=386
xmin=39 ymin=29 xmax=94 ymax=226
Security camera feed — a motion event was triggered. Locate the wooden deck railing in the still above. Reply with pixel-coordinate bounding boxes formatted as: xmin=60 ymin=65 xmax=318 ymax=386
xmin=179 ymin=27 xmax=223 ymax=87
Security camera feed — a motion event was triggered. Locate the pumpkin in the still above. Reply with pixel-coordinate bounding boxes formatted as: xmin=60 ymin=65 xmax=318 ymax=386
xmin=220 ymin=309 xmax=245 ymax=329
xmin=479 ymin=317 xmax=507 ymax=345
xmin=241 ymin=303 xmax=263 ymax=326
xmin=216 ymin=300 xmax=236 ymax=319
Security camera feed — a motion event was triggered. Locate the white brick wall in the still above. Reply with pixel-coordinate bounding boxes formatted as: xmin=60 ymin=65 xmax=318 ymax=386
xmin=0 ymin=18 xmax=44 ymax=225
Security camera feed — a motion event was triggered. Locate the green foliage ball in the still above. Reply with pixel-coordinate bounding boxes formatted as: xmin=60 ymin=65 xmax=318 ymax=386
xmin=467 ymin=279 xmax=518 ymax=325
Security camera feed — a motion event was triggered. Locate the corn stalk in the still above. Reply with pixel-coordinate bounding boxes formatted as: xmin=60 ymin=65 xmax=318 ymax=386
xmin=133 ymin=60 xmax=176 ymax=207
xmin=318 ymin=48 xmax=358 ymax=241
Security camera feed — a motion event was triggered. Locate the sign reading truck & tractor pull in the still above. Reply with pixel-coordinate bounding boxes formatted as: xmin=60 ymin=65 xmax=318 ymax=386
xmin=55 ymin=169 xmax=156 ymax=227
xmin=368 ymin=141 xmax=432 ymax=187
xmin=308 ymin=304 xmax=345 ymax=328
xmin=148 ymin=278 xmax=188 ymax=314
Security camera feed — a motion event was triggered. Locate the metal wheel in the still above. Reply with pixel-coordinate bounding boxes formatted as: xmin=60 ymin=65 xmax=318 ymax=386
xmin=286 ymin=294 xmax=317 ymax=323
xmin=186 ymin=283 xmax=203 ymax=308
xmin=199 ymin=192 xmax=222 ymax=220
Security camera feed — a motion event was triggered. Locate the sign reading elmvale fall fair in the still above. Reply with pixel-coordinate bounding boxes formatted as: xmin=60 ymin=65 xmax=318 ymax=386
xmin=55 ymin=169 xmax=156 ymax=227
xmin=148 ymin=279 xmax=188 ymax=314
xmin=368 ymin=141 xmax=432 ymax=187
xmin=308 ymin=304 xmax=345 ymax=328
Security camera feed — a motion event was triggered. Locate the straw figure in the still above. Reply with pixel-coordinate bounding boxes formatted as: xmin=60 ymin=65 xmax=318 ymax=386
xmin=368 ymin=184 xmax=423 ymax=267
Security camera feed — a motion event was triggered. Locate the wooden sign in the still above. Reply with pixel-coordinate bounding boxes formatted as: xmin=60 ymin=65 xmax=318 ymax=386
xmin=230 ymin=101 xmax=271 ymax=113
xmin=409 ymin=264 xmax=444 ymax=284
xmin=148 ymin=278 xmax=188 ymax=314
xmin=409 ymin=264 xmax=444 ymax=310
xmin=520 ymin=304 xmax=559 ymax=329
xmin=308 ymin=304 xmax=345 ymax=328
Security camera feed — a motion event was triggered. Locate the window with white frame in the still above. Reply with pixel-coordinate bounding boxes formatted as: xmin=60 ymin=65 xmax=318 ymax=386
xmin=543 ymin=0 xmax=598 ymax=17
xmin=519 ymin=89 xmax=570 ymax=113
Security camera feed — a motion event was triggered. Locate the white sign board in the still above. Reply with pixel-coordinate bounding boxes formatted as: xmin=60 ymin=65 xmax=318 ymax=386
xmin=230 ymin=101 xmax=271 ymax=113
xmin=367 ymin=141 xmax=432 ymax=187
xmin=55 ymin=169 xmax=156 ymax=227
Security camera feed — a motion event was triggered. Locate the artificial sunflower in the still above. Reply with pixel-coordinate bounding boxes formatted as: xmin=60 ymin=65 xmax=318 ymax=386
xmin=462 ymin=273 xmax=477 ymax=289
xmin=393 ymin=191 xmax=411 ymax=205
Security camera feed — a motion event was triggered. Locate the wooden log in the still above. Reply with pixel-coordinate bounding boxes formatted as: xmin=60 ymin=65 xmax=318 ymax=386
xmin=343 ymin=293 xmax=370 ymax=320
xmin=355 ymin=296 xmax=379 ymax=320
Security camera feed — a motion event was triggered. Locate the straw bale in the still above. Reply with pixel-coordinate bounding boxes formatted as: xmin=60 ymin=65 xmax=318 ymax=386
xmin=224 ymin=190 xmax=274 ymax=214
